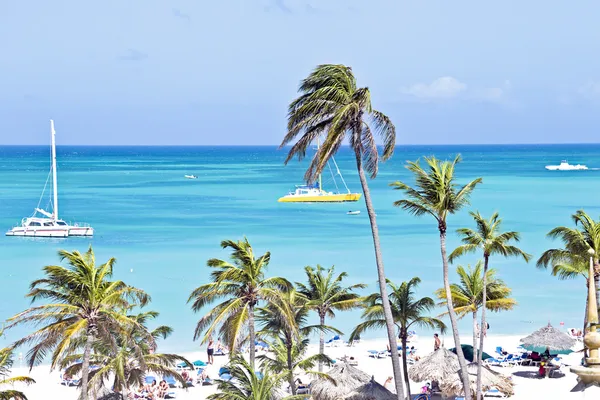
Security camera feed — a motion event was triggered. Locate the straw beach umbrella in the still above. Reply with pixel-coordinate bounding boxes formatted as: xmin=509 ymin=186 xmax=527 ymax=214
xmin=310 ymin=363 xmax=371 ymax=400
xmin=520 ymin=323 xmax=576 ymax=352
xmin=344 ymin=376 xmax=396 ymax=400
xmin=440 ymin=362 xmax=514 ymax=398
xmin=408 ymin=347 xmax=460 ymax=384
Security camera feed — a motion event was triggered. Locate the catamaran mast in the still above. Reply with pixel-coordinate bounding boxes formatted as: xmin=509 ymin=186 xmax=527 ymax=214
xmin=316 ymin=138 xmax=323 ymax=191
xmin=50 ymin=120 xmax=58 ymax=221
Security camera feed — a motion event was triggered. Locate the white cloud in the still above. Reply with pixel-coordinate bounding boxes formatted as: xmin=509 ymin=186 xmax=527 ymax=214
xmin=402 ymin=76 xmax=467 ymax=99
xmin=401 ymin=77 xmax=511 ymax=103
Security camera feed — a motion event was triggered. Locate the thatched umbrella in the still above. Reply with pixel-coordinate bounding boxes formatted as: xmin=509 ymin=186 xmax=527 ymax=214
xmin=520 ymin=323 xmax=576 ymax=352
xmin=440 ymin=362 xmax=514 ymax=398
xmin=310 ymin=363 xmax=371 ymax=400
xmin=408 ymin=347 xmax=460 ymax=384
xmin=344 ymin=376 xmax=396 ymax=400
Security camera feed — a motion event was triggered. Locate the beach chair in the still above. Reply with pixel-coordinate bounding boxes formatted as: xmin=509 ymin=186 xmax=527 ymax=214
xmin=484 ymin=388 xmax=507 ymax=398
xmin=145 ymin=375 xmax=157 ymax=384
xmin=192 ymin=360 xmax=207 ymax=370
xmin=164 ymin=375 xmax=178 ymax=388
xmin=367 ymin=350 xmax=387 ymax=359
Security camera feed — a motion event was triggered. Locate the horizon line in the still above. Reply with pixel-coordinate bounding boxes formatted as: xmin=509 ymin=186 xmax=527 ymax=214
xmin=2 ymin=142 xmax=600 ymax=147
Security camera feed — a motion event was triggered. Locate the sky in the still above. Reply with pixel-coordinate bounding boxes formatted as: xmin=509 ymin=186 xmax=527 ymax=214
xmin=1 ymin=0 xmax=600 ymax=145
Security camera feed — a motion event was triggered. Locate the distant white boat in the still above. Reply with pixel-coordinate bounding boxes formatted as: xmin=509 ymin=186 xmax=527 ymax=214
xmin=6 ymin=120 xmax=94 ymax=237
xmin=347 ymin=210 xmax=361 ymax=215
xmin=184 ymin=175 xmax=198 ymax=179
xmin=545 ymin=160 xmax=588 ymax=171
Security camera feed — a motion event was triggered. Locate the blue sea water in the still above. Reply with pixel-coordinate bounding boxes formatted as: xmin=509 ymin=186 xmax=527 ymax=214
xmin=0 ymin=144 xmax=598 ymax=352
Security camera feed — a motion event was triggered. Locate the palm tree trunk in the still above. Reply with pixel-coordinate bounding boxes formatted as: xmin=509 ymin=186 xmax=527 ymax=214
xmin=249 ymin=304 xmax=256 ymax=370
xmin=287 ymin=341 xmax=296 ymax=395
xmin=595 ymin=261 xmax=600 ymax=316
xmin=80 ymin=329 xmax=93 ymax=400
xmin=439 ymin=227 xmax=472 ymax=400
xmin=584 ymin=277 xmax=589 ymax=334
xmin=401 ymin=334 xmax=411 ymax=399
xmin=476 ymin=255 xmax=489 ymax=400
xmin=318 ymin=313 xmax=325 ymax=373
xmin=472 ymin=310 xmax=478 ymax=360
xmin=355 ymin=153 xmax=406 ymax=400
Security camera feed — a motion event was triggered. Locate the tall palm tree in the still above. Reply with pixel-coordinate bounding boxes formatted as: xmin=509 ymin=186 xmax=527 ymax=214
xmin=281 ymin=64 xmax=405 ymax=399
xmin=537 ymin=210 xmax=600 ymax=316
xmin=188 ymin=237 xmax=292 ymax=369
xmin=435 ymin=262 xmax=517 ymax=355
xmin=258 ymin=337 xmax=331 ymax=394
xmin=62 ymin=310 xmax=191 ymax=399
xmin=295 ymin=265 xmax=365 ymax=372
xmin=391 ymin=155 xmax=482 ymax=400
xmin=257 ymin=289 xmax=338 ymax=394
xmin=207 ymin=356 xmax=303 ymax=400
xmin=348 ymin=277 xmax=445 ymax=399
xmin=6 ymin=247 xmax=148 ymax=400
xmin=538 ymin=234 xmax=592 ymax=333
xmin=0 ymin=348 xmax=35 ymax=400
xmin=449 ymin=211 xmax=530 ymax=400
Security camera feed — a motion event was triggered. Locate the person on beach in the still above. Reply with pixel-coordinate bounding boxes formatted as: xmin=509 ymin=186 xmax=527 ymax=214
xmin=433 ymin=333 xmax=441 ymax=351
xmin=207 ymin=337 xmax=214 ymax=364
xmin=157 ymin=380 xmax=169 ymax=399
xmin=384 ymin=376 xmax=393 ymax=390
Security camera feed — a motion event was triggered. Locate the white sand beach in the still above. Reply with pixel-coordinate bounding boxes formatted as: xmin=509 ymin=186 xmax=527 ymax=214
xmin=4 ymin=334 xmax=588 ymax=399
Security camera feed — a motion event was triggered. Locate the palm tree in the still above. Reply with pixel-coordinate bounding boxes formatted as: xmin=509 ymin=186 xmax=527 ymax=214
xmin=6 ymin=247 xmax=148 ymax=400
xmin=295 ymin=265 xmax=365 ymax=372
xmin=0 ymin=348 xmax=35 ymax=400
xmin=62 ymin=310 xmax=191 ymax=399
xmin=257 ymin=289 xmax=338 ymax=394
xmin=449 ymin=211 xmax=530 ymax=400
xmin=537 ymin=227 xmax=593 ymax=334
xmin=281 ymin=64 xmax=405 ymax=399
xmin=258 ymin=337 xmax=331 ymax=394
xmin=207 ymin=356 xmax=303 ymax=400
xmin=391 ymin=155 xmax=482 ymax=400
xmin=435 ymin=262 xmax=517 ymax=355
xmin=349 ymin=277 xmax=445 ymax=399
xmin=188 ymin=237 xmax=292 ymax=369
xmin=537 ymin=210 xmax=600 ymax=318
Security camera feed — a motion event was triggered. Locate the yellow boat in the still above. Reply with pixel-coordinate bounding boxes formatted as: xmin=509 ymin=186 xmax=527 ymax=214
xmin=278 ymin=185 xmax=362 ymax=203
xmin=278 ymin=143 xmax=361 ymax=203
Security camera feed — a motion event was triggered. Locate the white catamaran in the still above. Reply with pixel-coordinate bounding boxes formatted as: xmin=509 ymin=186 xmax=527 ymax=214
xmin=6 ymin=120 xmax=94 ymax=238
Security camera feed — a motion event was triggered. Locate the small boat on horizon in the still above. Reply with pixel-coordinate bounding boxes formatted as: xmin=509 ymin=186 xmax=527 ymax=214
xmin=184 ymin=175 xmax=198 ymax=179
xmin=347 ymin=210 xmax=361 ymax=215
xmin=6 ymin=120 xmax=94 ymax=238
xmin=545 ymin=160 xmax=588 ymax=171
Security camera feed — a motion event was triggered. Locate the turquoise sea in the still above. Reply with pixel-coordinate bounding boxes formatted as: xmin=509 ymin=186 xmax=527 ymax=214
xmin=0 ymin=145 xmax=598 ymax=352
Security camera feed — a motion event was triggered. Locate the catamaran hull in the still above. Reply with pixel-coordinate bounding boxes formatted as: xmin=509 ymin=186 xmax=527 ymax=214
xmin=278 ymin=193 xmax=362 ymax=203
xmin=68 ymin=227 xmax=94 ymax=236
xmin=6 ymin=228 xmax=69 ymax=237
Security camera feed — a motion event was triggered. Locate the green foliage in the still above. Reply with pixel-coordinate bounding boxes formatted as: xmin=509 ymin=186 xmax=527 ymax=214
xmin=350 ymin=277 xmax=446 ymax=340
xmin=188 ymin=238 xmax=293 ymax=354
xmin=207 ymin=356 xmax=304 ymax=400
xmin=0 ymin=348 xmax=35 ymax=400
xmin=390 ymin=155 xmax=482 ymax=226
xmin=435 ymin=262 xmax=517 ymax=317
xmin=538 ymin=210 xmax=600 ymax=277
xmin=6 ymin=246 xmax=148 ymax=400
xmin=61 ymin=310 xmax=191 ymax=396
xmin=282 ymin=64 xmax=396 ymax=180
xmin=449 ymin=211 xmax=531 ymax=262
xmin=296 ymin=265 xmax=366 ymax=320
xmin=258 ymin=337 xmax=332 ymax=384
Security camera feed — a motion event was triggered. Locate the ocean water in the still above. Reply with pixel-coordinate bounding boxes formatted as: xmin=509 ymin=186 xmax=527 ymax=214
xmin=0 ymin=144 xmax=598 ymax=353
